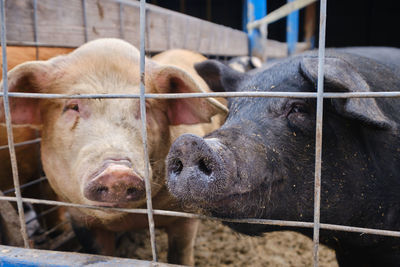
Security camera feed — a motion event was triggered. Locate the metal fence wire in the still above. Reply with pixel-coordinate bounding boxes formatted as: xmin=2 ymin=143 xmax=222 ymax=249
xmin=0 ymin=0 xmax=400 ymax=266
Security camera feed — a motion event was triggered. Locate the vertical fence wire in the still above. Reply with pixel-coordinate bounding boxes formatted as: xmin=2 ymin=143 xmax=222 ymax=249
xmin=32 ymin=0 xmax=42 ymax=192
xmin=119 ymin=3 xmax=125 ymax=39
xmin=313 ymin=0 xmax=327 ymax=266
xmin=32 ymin=0 xmax=39 ymax=60
xmin=0 ymin=0 xmax=30 ymax=248
xmin=82 ymin=0 xmax=88 ymax=42
xmin=139 ymin=0 xmax=158 ymax=262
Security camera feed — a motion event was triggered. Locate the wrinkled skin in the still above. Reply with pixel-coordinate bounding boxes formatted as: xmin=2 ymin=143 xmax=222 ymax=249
xmin=167 ymin=48 xmax=400 ymax=267
xmin=0 ymin=39 xmax=226 ymax=265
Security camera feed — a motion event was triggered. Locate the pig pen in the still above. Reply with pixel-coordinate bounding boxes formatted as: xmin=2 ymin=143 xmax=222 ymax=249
xmin=1 ymin=0 xmax=400 ymax=266
xmin=115 ymin=220 xmax=338 ymax=267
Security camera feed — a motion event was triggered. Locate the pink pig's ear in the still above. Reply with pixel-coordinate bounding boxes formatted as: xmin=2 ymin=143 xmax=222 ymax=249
xmin=0 ymin=61 xmax=50 ymax=125
xmin=150 ymin=65 xmax=223 ymax=126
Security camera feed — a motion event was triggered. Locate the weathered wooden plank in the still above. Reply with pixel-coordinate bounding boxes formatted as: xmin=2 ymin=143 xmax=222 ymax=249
xmin=2 ymin=0 xmax=248 ymax=56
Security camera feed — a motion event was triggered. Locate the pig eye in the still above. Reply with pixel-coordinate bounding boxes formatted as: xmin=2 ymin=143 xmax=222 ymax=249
xmin=286 ymin=101 xmax=314 ymax=133
xmin=63 ymin=102 xmax=80 ymax=113
xmin=288 ymin=103 xmax=308 ymax=115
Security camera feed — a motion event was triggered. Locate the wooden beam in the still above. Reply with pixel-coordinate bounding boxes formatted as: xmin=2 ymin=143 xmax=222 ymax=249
xmin=1 ymin=0 xmax=248 ymax=56
xmin=247 ymin=0 xmax=317 ymax=31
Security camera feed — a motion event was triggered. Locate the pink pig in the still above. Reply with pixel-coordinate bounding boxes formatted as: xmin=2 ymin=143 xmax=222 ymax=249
xmin=0 ymin=38 xmax=227 ymax=265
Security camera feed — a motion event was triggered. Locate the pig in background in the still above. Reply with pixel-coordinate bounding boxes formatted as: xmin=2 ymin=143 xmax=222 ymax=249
xmin=226 ymin=55 xmax=286 ymax=75
xmin=167 ymin=47 xmax=400 ymax=266
xmin=0 ymin=38 xmax=227 ymax=265
xmin=227 ymin=56 xmax=262 ymax=73
xmin=0 ymin=46 xmax=73 ymax=245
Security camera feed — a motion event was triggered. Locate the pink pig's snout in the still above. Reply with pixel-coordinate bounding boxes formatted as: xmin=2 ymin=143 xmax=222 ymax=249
xmin=84 ymin=163 xmax=145 ymax=203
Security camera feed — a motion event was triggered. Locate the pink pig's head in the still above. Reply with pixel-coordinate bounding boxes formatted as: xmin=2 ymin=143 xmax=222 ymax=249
xmin=0 ymin=39 xmax=221 ymax=221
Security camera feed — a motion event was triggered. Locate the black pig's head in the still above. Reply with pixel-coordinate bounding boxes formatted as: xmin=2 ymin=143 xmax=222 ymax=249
xmin=167 ymin=51 xmax=398 ymax=234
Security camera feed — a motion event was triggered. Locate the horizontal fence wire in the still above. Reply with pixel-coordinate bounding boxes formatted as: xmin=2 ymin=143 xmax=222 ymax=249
xmin=2 ymin=176 xmax=47 ymax=195
xmin=25 ymin=205 xmax=59 ymax=225
xmin=0 ymin=138 xmax=41 ymax=151
xmin=0 ymin=195 xmax=400 ymax=238
xmin=1 ymin=92 xmax=400 ymax=99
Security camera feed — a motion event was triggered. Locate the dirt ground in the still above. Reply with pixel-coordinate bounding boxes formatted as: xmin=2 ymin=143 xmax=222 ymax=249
xmin=115 ymin=219 xmax=339 ymax=267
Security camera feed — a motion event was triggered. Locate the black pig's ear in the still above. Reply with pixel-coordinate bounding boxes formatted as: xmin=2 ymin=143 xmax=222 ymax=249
xmin=300 ymin=56 xmax=393 ymax=129
xmin=195 ymin=60 xmax=246 ymax=92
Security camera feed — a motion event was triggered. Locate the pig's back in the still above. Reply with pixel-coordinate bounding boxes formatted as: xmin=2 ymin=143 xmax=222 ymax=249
xmin=336 ymin=47 xmax=400 ymax=70
xmin=152 ymin=49 xmax=209 ymax=91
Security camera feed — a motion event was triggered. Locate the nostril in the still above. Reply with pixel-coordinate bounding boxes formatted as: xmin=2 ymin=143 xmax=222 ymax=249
xmin=170 ymin=159 xmax=183 ymax=175
xmin=127 ymin=187 xmax=137 ymax=195
xmin=198 ymin=158 xmax=212 ymax=176
xmin=126 ymin=187 xmax=145 ymax=201
xmin=96 ymin=186 xmax=108 ymax=194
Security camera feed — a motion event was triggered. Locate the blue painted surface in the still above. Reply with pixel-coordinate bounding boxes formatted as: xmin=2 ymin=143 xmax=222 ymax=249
xmin=0 ymin=260 xmax=44 ymax=267
xmin=286 ymin=0 xmax=299 ymax=55
xmin=0 ymin=245 xmax=173 ymax=267
xmin=243 ymin=0 xmax=267 ymax=56
xmin=310 ymin=35 xmax=316 ymax=49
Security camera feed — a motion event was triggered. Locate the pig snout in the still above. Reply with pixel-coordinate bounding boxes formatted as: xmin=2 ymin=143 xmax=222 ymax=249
xmin=167 ymin=134 xmax=237 ymax=202
xmin=84 ymin=163 xmax=145 ymax=203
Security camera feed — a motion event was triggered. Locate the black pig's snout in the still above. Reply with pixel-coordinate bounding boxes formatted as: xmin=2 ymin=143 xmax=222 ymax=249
xmin=167 ymin=134 xmax=236 ymax=202
xmin=168 ymin=135 xmax=214 ymax=177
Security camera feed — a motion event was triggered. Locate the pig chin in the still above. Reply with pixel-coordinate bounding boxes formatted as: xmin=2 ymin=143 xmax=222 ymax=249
xmin=187 ymin=183 xmax=271 ymax=219
xmin=82 ymin=159 xmax=147 ymax=208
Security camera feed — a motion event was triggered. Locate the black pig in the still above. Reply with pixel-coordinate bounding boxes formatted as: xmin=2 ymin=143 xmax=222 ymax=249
xmin=166 ymin=48 xmax=400 ymax=266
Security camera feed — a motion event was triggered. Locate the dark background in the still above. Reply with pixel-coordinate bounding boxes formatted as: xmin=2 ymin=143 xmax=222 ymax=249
xmin=150 ymin=0 xmax=399 ymax=48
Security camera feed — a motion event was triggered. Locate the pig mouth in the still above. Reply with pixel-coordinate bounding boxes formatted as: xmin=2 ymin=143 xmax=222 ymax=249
xmin=207 ymin=192 xmax=266 ymax=220
xmin=191 ymin=190 xmax=263 ymax=220
xmin=193 ymin=178 xmax=284 ymax=219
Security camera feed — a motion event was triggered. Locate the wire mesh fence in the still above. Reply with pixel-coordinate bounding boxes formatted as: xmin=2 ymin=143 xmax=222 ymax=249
xmin=0 ymin=0 xmax=400 ymax=266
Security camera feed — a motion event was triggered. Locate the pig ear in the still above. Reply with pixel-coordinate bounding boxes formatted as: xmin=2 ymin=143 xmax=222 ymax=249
xmin=150 ymin=65 xmax=223 ymax=125
xmin=0 ymin=61 xmax=50 ymax=125
xmin=194 ymin=60 xmax=246 ymax=92
xmin=300 ymin=56 xmax=393 ymax=129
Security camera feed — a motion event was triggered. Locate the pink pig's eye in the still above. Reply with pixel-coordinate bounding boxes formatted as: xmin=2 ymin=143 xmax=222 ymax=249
xmin=63 ymin=101 xmax=80 ymax=113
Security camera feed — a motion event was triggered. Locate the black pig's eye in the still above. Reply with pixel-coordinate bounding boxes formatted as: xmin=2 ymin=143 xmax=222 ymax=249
xmin=63 ymin=102 xmax=79 ymax=113
xmin=289 ymin=103 xmax=308 ymax=114
xmin=286 ymin=101 xmax=314 ymax=133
